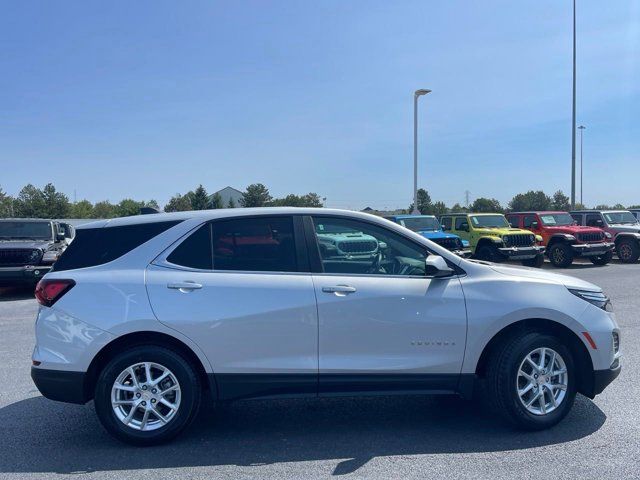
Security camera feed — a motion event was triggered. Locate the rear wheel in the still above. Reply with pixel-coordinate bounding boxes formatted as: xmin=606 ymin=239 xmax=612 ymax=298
xmin=590 ymin=250 xmax=613 ymax=266
xmin=548 ymin=243 xmax=573 ymax=268
xmin=616 ymin=239 xmax=640 ymax=263
xmin=476 ymin=244 xmax=501 ymax=263
xmin=522 ymin=253 xmax=544 ymax=268
xmin=483 ymin=332 xmax=576 ymax=430
xmin=94 ymin=345 xmax=201 ymax=446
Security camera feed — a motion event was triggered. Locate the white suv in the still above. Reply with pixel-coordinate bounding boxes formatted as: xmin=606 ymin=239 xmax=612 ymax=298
xmin=31 ymin=208 xmax=621 ymax=445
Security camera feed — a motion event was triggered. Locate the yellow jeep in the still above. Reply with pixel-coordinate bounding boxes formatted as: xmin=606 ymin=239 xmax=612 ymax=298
xmin=440 ymin=213 xmax=545 ymax=267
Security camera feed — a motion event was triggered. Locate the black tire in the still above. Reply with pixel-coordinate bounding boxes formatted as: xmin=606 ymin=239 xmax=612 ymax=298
xmin=521 ymin=253 xmax=544 ymax=268
xmin=483 ymin=332 xmax=577 ymax=430
xmin=616 ymin=238 xmax=640 ymax=263
xmin=94 ymin=345 xmax=201 ymax=446
xmin=547 ymin=243 xmax=573 ymax=268
xmin=476 ymin=244 xmax=501 ymax=263
xmin=590 ymin=250 xmax=613 ymax=266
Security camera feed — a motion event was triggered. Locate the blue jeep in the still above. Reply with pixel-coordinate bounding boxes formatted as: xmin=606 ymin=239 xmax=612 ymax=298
xmin=385 ymin=214 xmax=471 ymax=257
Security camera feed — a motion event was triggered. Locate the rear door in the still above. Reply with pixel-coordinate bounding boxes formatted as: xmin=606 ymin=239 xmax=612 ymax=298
xmin=146 ymin=215 xmax=319 ymax=400
xmin=306 ymin=215 xmax=467 ymax=395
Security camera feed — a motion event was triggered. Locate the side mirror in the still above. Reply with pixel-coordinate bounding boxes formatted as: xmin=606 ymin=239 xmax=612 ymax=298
xmin=596 ymin=219 xmax=604 ymax=227
xmin=530 ymin=221 xmax=539 ymax=229
xmin=460 ymin=222 xmax=469 ymax=232
xmin=441 ymin=223 xmax=449 ymax=231
xmin=425 ymin=255 xmax=454 ymax=278
xmin=56 ymin=233 xmax=66 ymax=242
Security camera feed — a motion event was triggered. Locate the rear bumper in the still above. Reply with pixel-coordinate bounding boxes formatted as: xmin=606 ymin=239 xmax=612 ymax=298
xmin=31 ymin=367 xmax=88 ymax=404
xmin=0 ymin=265 xmax=50 ymax=286
xmin=497 ymin=245 xmax=545 ymax=260
xmin=571 ymin=242 xmax=614 ymax=257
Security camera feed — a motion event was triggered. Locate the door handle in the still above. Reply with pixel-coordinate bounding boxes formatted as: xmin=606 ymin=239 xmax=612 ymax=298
xmin=322 ymin=285 xmax=357 ymax=295
xmin=167 ymin=281 xmax=203 ymax=292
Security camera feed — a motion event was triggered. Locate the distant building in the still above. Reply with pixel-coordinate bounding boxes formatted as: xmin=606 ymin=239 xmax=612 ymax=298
xmin=213 ymin=186 xmax=244 ymax=207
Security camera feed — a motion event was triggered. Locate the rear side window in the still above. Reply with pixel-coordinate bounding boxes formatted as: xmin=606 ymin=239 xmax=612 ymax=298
xmin=52 ymin=221 xmax=181 ymax=271
xmin=212 ymin=217 xmax=297 ymax=272
xmin=167 ymin=224 xmax=213 ymax=270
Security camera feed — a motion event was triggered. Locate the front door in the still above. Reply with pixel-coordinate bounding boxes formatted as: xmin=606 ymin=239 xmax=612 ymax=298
xmin=146 ymin=215 xmax=318 ymax=400
xmin=307 ymin=215 xmax=467 ymax=395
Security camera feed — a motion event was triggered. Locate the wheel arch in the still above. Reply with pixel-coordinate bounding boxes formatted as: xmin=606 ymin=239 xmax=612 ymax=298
xmin=476 ymin=237 xmax=499 ymax=249
xmin=614 ymin=232 xmax=640 ymax=246
xmin=474 ymin=318 xmax=595 ymax=397
xmin=547 ymin=234 xmax=571 ymax=247
xmin=83 ymin=331 xmax=217 ymax=402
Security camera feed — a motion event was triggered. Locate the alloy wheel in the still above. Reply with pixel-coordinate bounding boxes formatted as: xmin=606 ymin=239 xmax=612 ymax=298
xmin=516 ymin=347 xmax=568 ymax=416
xmin=111 ymin=362 xmax=182 ymax=431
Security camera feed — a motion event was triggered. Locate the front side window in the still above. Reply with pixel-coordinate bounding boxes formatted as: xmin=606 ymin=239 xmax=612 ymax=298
xmin=455 ymin=217 xmax=468 ymax=230
xmin=586 ymin=214 xmax=603 ymax=227
xmin=507 ymin=216 xmax=520 ymax=228
xmin=523 ymin=215 xmax=537 ymax=228
xmin=212 ymin=217 xmax=297 ymax=272
xmin=312 ymin=216 xmax=427 ymax=276
xmin=441 ymin=217 xmax=452 ymax=231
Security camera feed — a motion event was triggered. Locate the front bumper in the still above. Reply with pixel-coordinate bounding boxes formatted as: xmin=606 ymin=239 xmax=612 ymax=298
xmin=31 ymin=367 xmax=88 ymax=404
xmin=497 ymin=245 xmax=545 ymax=260
xmin=583 ymin=365 xmax=621 ymax=398
xmin=571 ymin=242 xmax=614 ymax=257
xmin=0 ymin=265 xmax=51 ymax=286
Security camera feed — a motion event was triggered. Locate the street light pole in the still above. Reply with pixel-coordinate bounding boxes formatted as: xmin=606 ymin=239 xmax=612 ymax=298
xmin=412 ymin=88 xmax=431 ymax=215
xmin=571 ymin=0 xmax=577 ymax=209
xmin=578 ymin=125 xmax=585 ymax=205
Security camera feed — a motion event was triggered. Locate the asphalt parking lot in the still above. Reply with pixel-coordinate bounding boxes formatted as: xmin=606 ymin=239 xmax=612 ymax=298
xmin=0 ymin=259 xmax=638 ymax=480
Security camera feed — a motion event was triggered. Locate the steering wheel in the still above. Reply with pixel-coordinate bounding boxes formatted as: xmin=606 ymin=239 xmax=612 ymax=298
xmin=368 ymin=250 xmax=383 ymax=274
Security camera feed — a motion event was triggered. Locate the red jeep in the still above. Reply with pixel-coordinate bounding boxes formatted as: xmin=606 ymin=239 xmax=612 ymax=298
xmin=506 ymin=211 xmax=614 ymax=267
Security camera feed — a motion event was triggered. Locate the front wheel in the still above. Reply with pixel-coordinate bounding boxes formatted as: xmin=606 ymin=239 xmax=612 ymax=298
xmin=94 ymin=345 xmax=202 ymax=446
xmin=522 ymin=253 xmax=545 ymax=268
xmin=476 ymin=245 xmax=501 ymax=263
xmin=483 ymin=332 xmax=576 ymax=430
xmin=616 ymin=239 xmax=640 ymax=263
xmin=590 ymin=250 xmax=613 ymax=266
xmin=548 ymin=243 xmax=573 ymax=268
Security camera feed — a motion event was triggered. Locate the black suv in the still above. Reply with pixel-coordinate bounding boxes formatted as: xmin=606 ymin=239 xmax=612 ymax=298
xmin=0 ymin=219 xmax=74 ymax=287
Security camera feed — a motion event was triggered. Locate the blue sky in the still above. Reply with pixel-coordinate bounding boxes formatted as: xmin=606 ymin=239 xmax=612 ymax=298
xmin=1 ymin=1 xmax=639 ymax=210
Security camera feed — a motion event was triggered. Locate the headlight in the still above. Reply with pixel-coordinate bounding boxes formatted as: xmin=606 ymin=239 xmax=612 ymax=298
xmin=569 ymin=289 xmax=613 ymax=312
xmin=492 ymin=236 xmax=503 ymax=243
xmin=535 ymin=235 xmax=543 ymax=242
xmin=604 ymin=232 xmax=612 ymax=239
xmin=564 ymin=234 xmax=576 ymax=241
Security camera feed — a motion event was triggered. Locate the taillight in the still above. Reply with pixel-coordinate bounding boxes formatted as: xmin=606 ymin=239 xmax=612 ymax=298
xmin=35 ymin=279 xmax=75 ymax=307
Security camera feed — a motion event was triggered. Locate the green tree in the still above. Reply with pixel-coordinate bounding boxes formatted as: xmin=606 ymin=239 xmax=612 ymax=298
xmin=432 ymin=201 xmax=448 ymax=216
xmin=551 ymin=190 xmax=571 ymax=211
xmin=164 ymin=194 xmax=193 ymax=212
xmin=629 ymin=204 xmax=640 ymax=209
xmin=408 ymin=188 xmax=432 ymax=214
xmin=70 ymin=200 xmax=94 ymax=218
xmin=41 ymin=183 xmax=71 ymax=218
xmin=612 ymin=203 xmax=626 ymax=210
xmin=227 ymin=197 xmax=236 ymax=208
xmin=115 ymin=199 xmax=144 ymax=217
xmin=471 ymin=197 xmax=503 ymax=213
xmin=240 ymin=183 xmax=272 ymax=207
xmin=210 ymin=193 xmax=223 ymax=209
xmin=508 ymin=190 xmax=551 ymax=212
xmin=13 ymin=184 xmax=46 ymax=218
xmin=573 ymin=202 xmax=587 ymax=210
xmin=188 ymin=185 xmax=210 ymax=210
xmin=300 ymin=193 xmax=324 ymax=207
xmin=145 ymin=199 xmax=160 ymax=210
xmin=450 ymin=203 xmax=466 ymax=213
xmin=269 ymin=192 xmax=324 ymax=207
xmin=0 ymin=187 xmax=14 ymax=217
xmin=92 ymin=201 xmax=116 ymax=218
xmin=594 ymin=204 xmax=611 ymax=210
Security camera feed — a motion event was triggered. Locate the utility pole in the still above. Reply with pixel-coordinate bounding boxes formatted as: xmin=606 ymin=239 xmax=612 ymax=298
xmin=412 ymin=89 xmax=432 ymax=214
xmin=464 ymin=190 xmax=471 ymax=208
xmin=570 ymin=0 xmax=577 ymax=209
xmin=578 ymin=125 xmax=585 ymax=205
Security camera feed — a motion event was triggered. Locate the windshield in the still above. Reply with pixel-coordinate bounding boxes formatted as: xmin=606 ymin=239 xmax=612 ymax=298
xmin=603 ymin=212 xmax=638 ymax=225
xmin=539 ymin=213 xmax=575 ymax=226
xmin=400 ymin=217 xmax=439 ymax=232
xmin=0 ymin=222 xmax=53 ymax=240
xmin=470 ymin=215 xmax=509 ymax=228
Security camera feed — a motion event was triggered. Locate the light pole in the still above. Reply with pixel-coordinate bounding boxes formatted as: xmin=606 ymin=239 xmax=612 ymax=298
xmin=412 ymin=88 xmax=431 ymax=215
xmin=578 ymin=125 xmax=585 ymax=205
xmin=570 ymin=0 xmax=577 ymax=209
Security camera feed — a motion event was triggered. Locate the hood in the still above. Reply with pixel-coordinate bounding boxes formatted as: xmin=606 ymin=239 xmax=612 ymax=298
xmin=418 ymin=230 xmax=458 ymax=240
xmin=489 ymin=263 xmax=601 ymax=291
xmin=608 ymin=224 xmax=640 ymax=233
xmin=0 ymin=240 xmax=52 ymax=250
xmin=543 ymin=225 xmax=601 ymax=235
xmin=474 ymin=227 xmax=530 ymax=236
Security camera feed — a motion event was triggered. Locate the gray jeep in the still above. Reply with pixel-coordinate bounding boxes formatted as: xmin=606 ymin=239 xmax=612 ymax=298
xmin=570 ymin=210 xmax=640 ymax=263
xmin=0 ymin=219 xmax=74 ymax=287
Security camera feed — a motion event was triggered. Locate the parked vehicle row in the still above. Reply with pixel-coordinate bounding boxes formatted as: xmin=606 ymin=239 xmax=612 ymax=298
xmin=0 ymin=219 xmax=75 ymax=286
xmin=30 ymin=208 xmax=621 ymax=445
